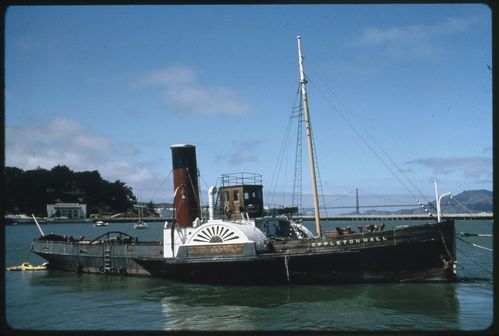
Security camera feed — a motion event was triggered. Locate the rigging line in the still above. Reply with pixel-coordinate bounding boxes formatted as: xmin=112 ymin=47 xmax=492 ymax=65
xmin=307 ymin=78 xmax=424 ymax=210
xmin=267 ymin=106 xmax=294 ymax=206
xmin=357 ymin=188 xmax=416 ymax=205
xmin=310 ymin=127 xmax=329 ymax=218
xmin=197 ymin=170 xmax=203 ymax=217
xmin=304 ymin=60 xmax=434 ymax=208
xmin=267 ymin=85 xmax=302 ymax=206
xmin=457 ymin=236 xmax=493 ymax=252
xmin=186 ymin=168 xmax=202 ymax=219
xmin=148 ymin=169 xmax=173 ymax=202
xmin=273 ymin=86 xmax=301 ymax=183
xmin=340 ymin=104 xmax=434 ymax=208
xmin=450 ymin=197 xmax=475 ymax=215
xmin=455 ymin=245 xmax=493 ymax=276
xmin=278 ymin=135 xmax=292 ymax=207
xmin=325 ymin=191 xmax=357 ymax=206
xmin=268 ymin=114 xmax=293 ymax=203
xmin=198 ymin=173 xmax=212 ymax=214
xmin=199 ymin=174 xmax=211 ymax=191
xmin=294 ymin=76 xmax=328 ymax=217
xmin=296 ymin=87 xmax=326 ymax=217
xmin=292 ymin=98 xmax=304 ymax=211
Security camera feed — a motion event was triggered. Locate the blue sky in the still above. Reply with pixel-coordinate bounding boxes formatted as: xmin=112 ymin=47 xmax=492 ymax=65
xmin=5 ymin=4 xmax=492 ymax=209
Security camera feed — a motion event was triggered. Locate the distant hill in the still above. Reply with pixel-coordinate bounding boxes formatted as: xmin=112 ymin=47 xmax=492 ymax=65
xmin=349 ymin=190 xmax=492 ymax=216
xmin=448 ymin=190 xmax=493 ymax=213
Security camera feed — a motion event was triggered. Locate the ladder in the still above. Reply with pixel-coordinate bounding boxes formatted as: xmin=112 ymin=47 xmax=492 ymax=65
xmin=103 ymin=247 xmax=112 ymax=273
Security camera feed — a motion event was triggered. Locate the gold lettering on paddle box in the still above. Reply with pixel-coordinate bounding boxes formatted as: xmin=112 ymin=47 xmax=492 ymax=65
xmin=187 ymin=244 xmax=244 ymax=257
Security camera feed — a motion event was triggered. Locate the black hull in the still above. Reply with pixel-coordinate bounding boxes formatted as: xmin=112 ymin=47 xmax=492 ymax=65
xmin=33 ymin=251 xmax=154 ymax=276
xmin=135 ymin=220 xmax=456 ymax=285
xmin=31 ymin=232 xmax=163 ymax=276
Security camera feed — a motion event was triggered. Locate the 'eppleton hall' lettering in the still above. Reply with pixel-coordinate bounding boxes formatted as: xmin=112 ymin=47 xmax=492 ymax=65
xmin=312 ymin=236 xmax=388 ymax=247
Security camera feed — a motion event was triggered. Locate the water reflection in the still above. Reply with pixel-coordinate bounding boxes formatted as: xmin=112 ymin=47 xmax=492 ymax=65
xmin=153 ymin=281 xmax=462 ymax=330
xmin=24 ymin=269 xmax=165 ymax=292
xmin=7 ymin=220 xmax=491 ymax=331
xmin=152 ymin=281 xmax=457 ymax=310
xmin=10 ymin=269 xmax=488 ymax=331
xmin=365 ymin=283 xmax=460 ymax=316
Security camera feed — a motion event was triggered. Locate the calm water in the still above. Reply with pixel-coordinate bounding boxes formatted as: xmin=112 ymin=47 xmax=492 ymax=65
xmin=4 ymin=220 xmax=494 ymax=331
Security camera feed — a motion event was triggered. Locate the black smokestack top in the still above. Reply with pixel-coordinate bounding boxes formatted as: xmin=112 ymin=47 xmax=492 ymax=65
xmin=170 ymin=144 xmax=200 ymax=227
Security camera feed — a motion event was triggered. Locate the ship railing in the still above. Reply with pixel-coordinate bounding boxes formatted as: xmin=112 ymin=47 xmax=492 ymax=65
xmin=219 ymin=172 xmax=263 ymax=187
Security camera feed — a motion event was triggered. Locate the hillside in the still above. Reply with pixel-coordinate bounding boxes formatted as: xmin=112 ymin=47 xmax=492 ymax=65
xmin=351 ymin=190 xmax=492 ymax=216
xmin=448 ymin=190 xmax=493 ymax=212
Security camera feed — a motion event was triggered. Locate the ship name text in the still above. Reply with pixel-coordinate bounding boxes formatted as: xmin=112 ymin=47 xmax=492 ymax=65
xmin=312 ymin=236 xmax=388 ymax=247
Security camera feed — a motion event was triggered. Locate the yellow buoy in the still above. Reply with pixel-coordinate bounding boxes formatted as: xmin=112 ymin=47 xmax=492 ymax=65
xmin=6 ymin=262 xmax=48 ymax=271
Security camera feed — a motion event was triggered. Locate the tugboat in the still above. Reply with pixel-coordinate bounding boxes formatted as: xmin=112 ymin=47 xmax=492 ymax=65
xmin=134 ymin=144 xmax=456 ymax=284
xmin=133 ymin=37 xmax=456 ymax=284
xmin=31 ymin=36 xmax=456 ymax=283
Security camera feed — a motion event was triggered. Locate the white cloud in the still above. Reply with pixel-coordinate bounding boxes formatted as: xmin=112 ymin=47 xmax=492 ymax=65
xmin=405 ymin=156 xmax=492 ymax=181
xmin=5 ymin=118 xmax=167 ymax=200
xmin=135 ymin=65 xmax=197 ymax=87
xmin=6 ymin=119 xmax=113 ymax=169
xmin=354 ymin=15 xmax=480 ymax=59
xmin=226 ymin=141 xmax=262 ymax=165
xmin=99 ymin=160 xmax=155 ymax=184
xmin=71 ymin=134 xmax=113 ymax=152
xmin=164 ymin=86 xmax=249 ymax=117
xmin=136 ymin=65 xmax=250 ymax=117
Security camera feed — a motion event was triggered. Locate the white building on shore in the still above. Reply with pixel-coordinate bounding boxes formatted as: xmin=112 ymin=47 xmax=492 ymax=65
xmin=47 ymin=203 xmax=87 ymax=219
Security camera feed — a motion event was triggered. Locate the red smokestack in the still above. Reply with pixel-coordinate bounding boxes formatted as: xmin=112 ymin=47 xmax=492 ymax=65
xmin=171 ymin=144 xmax=200 ymax=227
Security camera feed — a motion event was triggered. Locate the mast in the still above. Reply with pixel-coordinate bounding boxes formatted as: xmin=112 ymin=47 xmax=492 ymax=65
xmin=297 ymin=35 xmax=322 ymax=238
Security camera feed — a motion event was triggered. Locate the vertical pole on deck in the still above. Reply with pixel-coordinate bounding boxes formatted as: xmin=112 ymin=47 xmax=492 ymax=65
xmin=297 ymin=36 xmax=322 ymax=238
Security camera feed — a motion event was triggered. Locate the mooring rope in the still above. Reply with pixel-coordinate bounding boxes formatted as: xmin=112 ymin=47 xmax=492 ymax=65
xmin=24 ymin=246 xmax=33 ymax=262
xmin=456 ymin=245 xmax=493 ymax=276
xmin=457 ymin=236 xmax=493 ymax=252
xmin=439 ymin=231 xmax=455 ymax=262
xmin=459 ymin=232 xmax=493 ymax=237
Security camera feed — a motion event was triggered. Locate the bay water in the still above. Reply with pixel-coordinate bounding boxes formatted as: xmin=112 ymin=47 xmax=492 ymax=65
xmin=4 ymin=220 xmax=494 ymax=331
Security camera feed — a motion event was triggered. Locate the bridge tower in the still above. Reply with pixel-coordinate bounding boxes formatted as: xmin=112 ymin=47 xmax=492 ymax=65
xmin=355 ymin=188 xmax=360 ymax=215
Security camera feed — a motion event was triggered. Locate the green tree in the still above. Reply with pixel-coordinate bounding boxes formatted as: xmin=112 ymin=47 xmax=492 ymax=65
xmin=5 ymin=167 xmax=24 ymax=213
xmin=4 ymin=166 xmax=137 ymax=217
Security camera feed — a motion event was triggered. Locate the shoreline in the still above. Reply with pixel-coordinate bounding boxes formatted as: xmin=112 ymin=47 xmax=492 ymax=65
xmin=4 ymin=217 xmax=171 ymax=225
xmin=4 ymin=213 xmax=493 ymax=225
